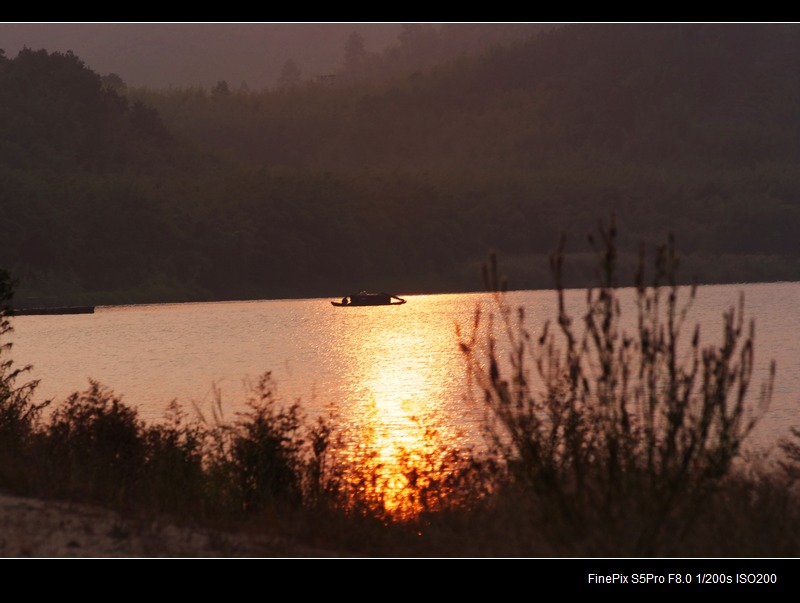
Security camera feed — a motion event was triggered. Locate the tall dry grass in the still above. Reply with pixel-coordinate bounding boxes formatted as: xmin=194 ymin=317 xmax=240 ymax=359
xmin=456 ymin=217 xmax=789 ymax=555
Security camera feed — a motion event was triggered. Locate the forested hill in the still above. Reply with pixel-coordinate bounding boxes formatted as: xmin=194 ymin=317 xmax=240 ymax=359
xmin=0 ymin=48 xmax=173 ymax=171
xmin=0 ymin=23 xmax=553 ymax=90
xmin=2 ymin=24 xmax=800 ymax=306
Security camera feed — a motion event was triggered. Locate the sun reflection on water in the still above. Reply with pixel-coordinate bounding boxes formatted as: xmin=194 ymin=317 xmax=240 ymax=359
xmin=325 ymin=300 xmax=483 ymax=518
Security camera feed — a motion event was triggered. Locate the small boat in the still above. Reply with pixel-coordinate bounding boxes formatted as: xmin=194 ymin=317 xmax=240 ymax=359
xmin=331 ymin=291 xmax=406 ymax=307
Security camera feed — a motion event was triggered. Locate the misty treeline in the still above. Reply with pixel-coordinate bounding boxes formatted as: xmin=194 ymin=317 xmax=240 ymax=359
xmin=3 ymin=23 xmax=800 ymax=305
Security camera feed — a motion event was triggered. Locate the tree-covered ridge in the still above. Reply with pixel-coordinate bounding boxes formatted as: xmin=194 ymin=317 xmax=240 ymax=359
xmin=0 ymin=48 xmax=171 ymax=172
xmin=2 ymin=24 xmax=800 ymax=305
xmin=143 ymin=24 xmax=800 ymax=170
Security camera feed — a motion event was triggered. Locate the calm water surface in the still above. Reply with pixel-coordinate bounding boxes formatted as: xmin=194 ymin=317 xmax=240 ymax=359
xmin=10 ymin=283 xmax=800 ymax=462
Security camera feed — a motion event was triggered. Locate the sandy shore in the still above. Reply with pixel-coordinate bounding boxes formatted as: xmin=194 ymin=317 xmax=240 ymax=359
xmin=0 ymin=490 xmax=339 ymax=558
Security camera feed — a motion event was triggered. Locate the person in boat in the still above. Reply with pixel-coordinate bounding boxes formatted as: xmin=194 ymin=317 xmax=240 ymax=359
xmin=341 ymin=296 xmax=349 ymax=305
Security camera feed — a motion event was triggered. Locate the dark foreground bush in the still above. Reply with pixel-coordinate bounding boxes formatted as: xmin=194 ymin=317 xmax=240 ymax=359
xmin=0 ymin=268 xmax=45 ymax=490
xmin=44 ymin=381 xmax=146 ymax=504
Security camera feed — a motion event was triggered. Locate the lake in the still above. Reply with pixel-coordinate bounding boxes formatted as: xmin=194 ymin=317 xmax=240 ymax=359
xmin=8 ymin=282 xmax=800 ymax=469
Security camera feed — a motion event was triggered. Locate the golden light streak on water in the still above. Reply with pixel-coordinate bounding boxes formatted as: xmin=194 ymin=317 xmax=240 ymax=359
xmin=325 ymin=302 xmax=483 ymax=517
